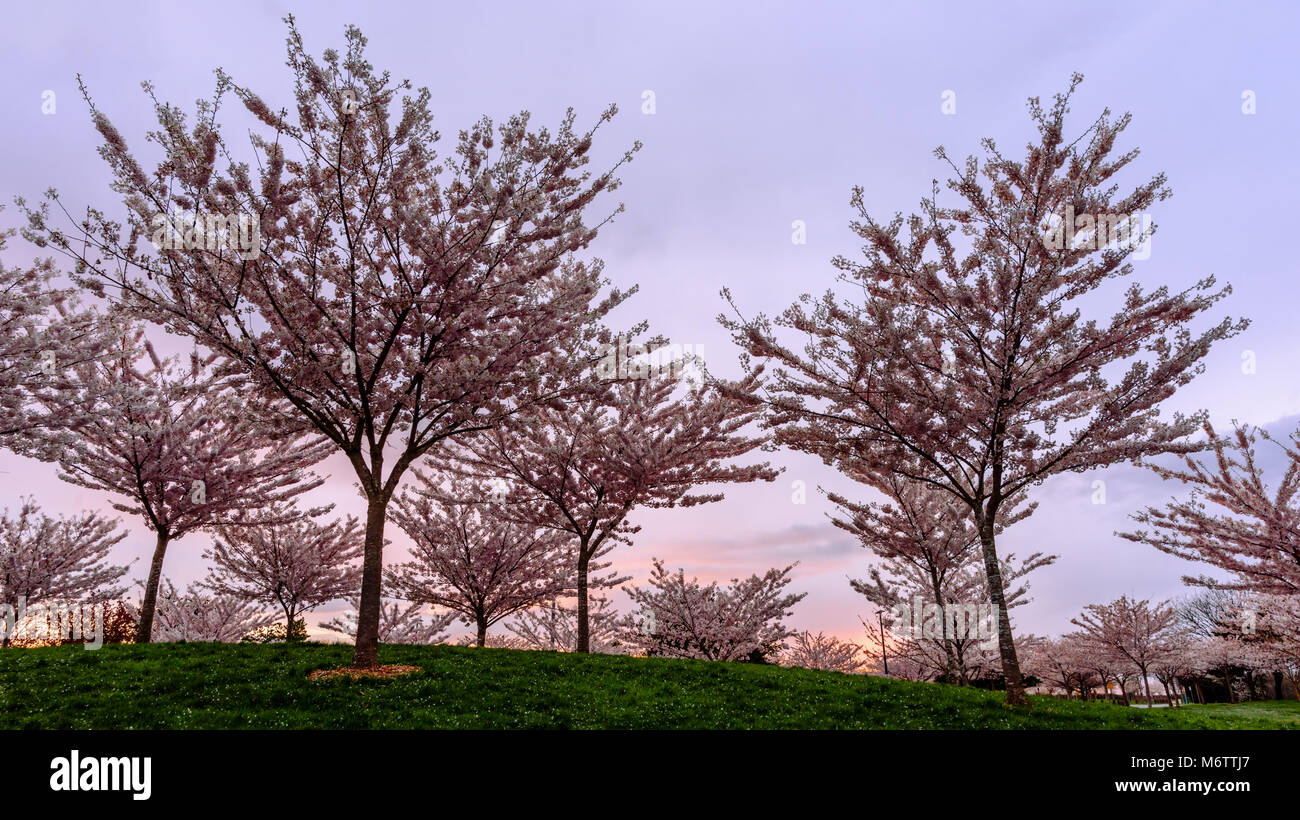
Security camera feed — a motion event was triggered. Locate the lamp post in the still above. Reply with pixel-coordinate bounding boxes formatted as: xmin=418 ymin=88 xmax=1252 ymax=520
xmin=878 ymin=609 xmax=889 ymax=677
xmin=548 ymin=599 xmax=557 ymax=651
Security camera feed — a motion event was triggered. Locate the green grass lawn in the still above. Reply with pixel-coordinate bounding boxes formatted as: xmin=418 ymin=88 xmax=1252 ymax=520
xmin=2 ymin=642 xmax=1297 ymax=729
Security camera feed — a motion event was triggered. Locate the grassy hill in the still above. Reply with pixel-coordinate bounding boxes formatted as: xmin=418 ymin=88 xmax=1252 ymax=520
xmin=2 ymin=642 xmax=1297 ymax=729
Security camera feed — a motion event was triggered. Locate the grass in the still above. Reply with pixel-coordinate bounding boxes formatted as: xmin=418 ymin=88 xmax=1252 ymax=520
xmin=1 ymin=641 xmax=1297 ymax=729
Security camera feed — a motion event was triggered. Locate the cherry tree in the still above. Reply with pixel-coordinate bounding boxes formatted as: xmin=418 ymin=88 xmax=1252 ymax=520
xmin=322 ymin=596 xmax=455 ymax=645
xmin=1024 ymin=641 xmax=1097 ymax=701
xmin=837 ymin=475 xmax=1051 ymax=684
xmin=388 ymin=478 xmax=573 ymax=647
xmin=456 ymin=633 xmax=531 ymax=649
xmin=147 ymin=578 xmax=276 ymax=643
xmin=882 ymin=635 xmax=958 ymax=682
xmin=1172 ymin=590 xmax=1289 ymax=702
xmin=1073 ymin=641 xmax=1137 ymax=705
xmin=860 ymin=612 xmax=1003 ymax=682
xmin=0 ymin=498 xmax=129 ymax=621
xmin=430 ymin=362 xmax=777 ymax=652
xmin=0 ymin=216 xmax=111 ymax=451
xmin=859 ymin=553 xmax=1050 ymax=686
xmin=1253 ymin=594 xmax=1300 ymax=699
xmin=204 ymin=509 xmax=363 ymax=638
xmin=869 ymin=630 xmax=938 ymax=681
xmin=21 ymin=18 xmax=640 ymax=668
xmin=1121 ymin=423 xmax=1300 ymax=596
xmin=721 ymin=76 xmax=1245 ymax=703
xmin=1195 ymin=635 xmax=1261 ymax=703
xmin=506 ymin=593 xmax=624 ymax=653
xmin=1113 ymin=667 xmax=1145 ymax=706
xmin=618 ymin=559 xmax=806 ymax=662
xmin=1148 ymin=633 xmax=1200 ymax=707
xmin=1069 ymin=595 xmax=1177 ymax=706
xmin=780 ymin=630 xmax=866 ymax=673
xmin=41 ymin=327 xmax=330 ymax=642
xmin=866 ymin=651 xmax=929 ymax=681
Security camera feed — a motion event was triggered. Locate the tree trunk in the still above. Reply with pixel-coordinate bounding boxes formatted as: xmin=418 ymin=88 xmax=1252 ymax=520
xmin=575 ymin=548 xmax=590 ymax=653
xmin=476 ymin=619 xmax=487 ymax=648
xmin=135 ymin=531 xmax=171 ymax=643
xmin=352 ymin=495 xmax=388 ymax=668
xmin=283 ymin=605 xmax=297 ymax=642
xmin=926 ymin=574 xmax=961 ymax=684
xmin=1194 ymin=680 xmax=1205 ymax=705
xmin=976 ymin=522 xmax=1028 ymax=706
xmin=1141 ymin=669 xmax=1154 ymax=707
xmin=1222 ymin=668 xmax=1234 ymax=703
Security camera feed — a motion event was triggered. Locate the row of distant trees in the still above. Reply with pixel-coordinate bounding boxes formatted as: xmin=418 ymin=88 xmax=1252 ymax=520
xmin=0 ymin=490 xmax=821 ymax=662
xmin=1023 ymin=591 xmax=1300 ymax=705
xmin=4 ymin=19 xmax=1299 ymax=700
xmin=837 ymin=445 xmax=1300 ymax=702
xmin=0 ymin=486 xmax=813 ymax=654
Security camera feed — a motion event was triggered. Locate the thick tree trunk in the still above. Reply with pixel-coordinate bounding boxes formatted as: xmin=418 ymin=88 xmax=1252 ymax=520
xmin=135 ymin=531 xmax=170 ymax=643
xmin=575 ymin=549 xmax=590 ymax=653
xmin=938 ymin=636 xmax=960 ymax=683
xmin=1222 ymin=668 xmax=1234 ymax=703
xmin=476 ymin=619 xmax=487 ymax=648
xmin=976 ymin=523 xmax=1029 ymax=706
xmin=352 ymin=495 xmax=387 ymax=668
xmin=1141 ymin=669 xmax=1154 ymax=707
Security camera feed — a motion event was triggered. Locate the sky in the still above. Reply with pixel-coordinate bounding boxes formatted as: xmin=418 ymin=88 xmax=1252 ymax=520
xmin=2 ymin=0 xmax=1299 ymax=645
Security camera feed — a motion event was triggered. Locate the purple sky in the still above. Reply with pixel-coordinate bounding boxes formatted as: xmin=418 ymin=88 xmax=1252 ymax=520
xmin=3 ymin=0 xmax=1299 ymax=644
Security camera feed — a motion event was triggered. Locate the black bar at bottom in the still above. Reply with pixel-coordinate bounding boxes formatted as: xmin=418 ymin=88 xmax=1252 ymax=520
xmin=5 ymin=729 xmax=1289 ymax=807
